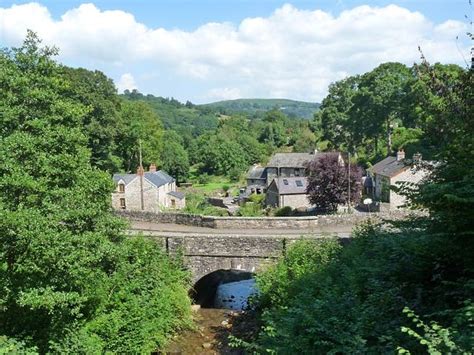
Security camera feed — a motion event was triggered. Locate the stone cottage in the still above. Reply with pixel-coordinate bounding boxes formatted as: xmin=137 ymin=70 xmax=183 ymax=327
xmin=265 ymin=177 xmax=310 ymax=209
xmin=112 ymin=164 xmax=185 ymax=212
xmin=370 ymin=150 xmax=427 ymax=210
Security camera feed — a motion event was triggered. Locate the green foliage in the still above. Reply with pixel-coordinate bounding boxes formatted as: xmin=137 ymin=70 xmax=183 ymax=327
xmin=160 ymin=130 xmax=190 ymax=182
xmin=237 ymin=194 xmax=266 ymax=217
xmin=0 ymin=32 xmax=191 ymax=353
xmin=182 ymin=193 xmax=228 ymax=216
xmin=201 ymin=98 xmax=320 ymax=119
xmin=274 ymin=206 xmax=294 ymax=216
xmin=0 ymin=336 xmax=38 ymax=354
xmin=250 ymin=222 xmax=474 ymax=353
xmin=314 ymin=61 xmax=465 ymax=166
xmin=116 ymin=99 xmax=164 ymax=172
xmin=398 ymin=307 xmax=468 ymax=354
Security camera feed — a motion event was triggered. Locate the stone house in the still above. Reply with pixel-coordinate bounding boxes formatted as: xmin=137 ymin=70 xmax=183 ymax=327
xmin=245 ymin=151 xmax=344 ymax=209
xmin=247 ymin=151 xmax=344 ymax=189
xmin=370 ymin=150 xmax=427 ymax=210
xmin=265 ymin=177 xmax=310 ymax=209
xmin=112 ymin=164 xmax=185 ymax=212
xmin=246 ymin=165 xmax=267 ymax=194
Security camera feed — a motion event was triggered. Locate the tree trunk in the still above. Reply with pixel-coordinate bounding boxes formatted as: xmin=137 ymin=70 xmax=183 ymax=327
xmin=386 ymin=119 xmax=392 ymax=153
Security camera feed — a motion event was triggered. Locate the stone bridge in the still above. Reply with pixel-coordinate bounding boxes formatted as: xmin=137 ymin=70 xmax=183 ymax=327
xmin=133 ymin=231 xmax=346 ymax=284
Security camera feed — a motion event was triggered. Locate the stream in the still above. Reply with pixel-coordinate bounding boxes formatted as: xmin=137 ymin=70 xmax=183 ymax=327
xmin=163 ymin=278 xmax=257 ymax=354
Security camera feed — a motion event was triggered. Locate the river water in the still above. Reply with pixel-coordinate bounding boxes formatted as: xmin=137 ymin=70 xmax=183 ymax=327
xmin=163 ymin=279 xmax=257 ymax=354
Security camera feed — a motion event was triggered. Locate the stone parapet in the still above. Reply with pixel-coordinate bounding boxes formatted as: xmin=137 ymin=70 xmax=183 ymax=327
xmin=116 ymin=210 xmax=421 ymax=230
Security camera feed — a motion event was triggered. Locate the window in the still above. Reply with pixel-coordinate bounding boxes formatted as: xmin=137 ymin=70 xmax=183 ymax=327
xmin=283 ymin=179 xmax=289 ymax=185
xmin=296 ymin=180 xmax=303 ymax=187
xmin=118 ymin=183 xmax=125 ymax=193
xmin=295 ymin=169 xmax=300 ymax=177
xmin=171 ymin=199 xmax=176 ymax=208
xmin=119 ymin=198 xmax=126 ymax=209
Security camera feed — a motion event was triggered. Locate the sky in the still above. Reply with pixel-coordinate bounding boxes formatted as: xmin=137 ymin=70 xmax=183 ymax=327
xmin=0 ymin=1 xmax=472 ymax=103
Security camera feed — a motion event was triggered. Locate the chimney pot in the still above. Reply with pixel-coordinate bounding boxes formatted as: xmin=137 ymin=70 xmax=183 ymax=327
xmin=137 ymin=166 xmax=144 ymax=176
xmin=149 ymin=163 xmax=157 ymax=172
xmin=412 ymin=153 xmax=422 ymax=162
xmin=396 ymin=149 xmax=405 ymax=161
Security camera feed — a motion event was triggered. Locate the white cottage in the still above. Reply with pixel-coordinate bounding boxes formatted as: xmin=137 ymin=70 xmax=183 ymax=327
xmin=112 ymin=164 xmax=185 ymax=212
xmin=370 ymin=150 xmax=427 ymax=210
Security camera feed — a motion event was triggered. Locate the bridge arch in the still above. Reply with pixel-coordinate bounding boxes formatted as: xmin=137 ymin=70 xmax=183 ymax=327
xmin=190 ymin=269 xmax=254 ymax=308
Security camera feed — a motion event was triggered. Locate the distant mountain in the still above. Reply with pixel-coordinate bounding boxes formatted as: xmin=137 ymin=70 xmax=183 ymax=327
xmin=200 ymin=98 xmax=320 ymax=119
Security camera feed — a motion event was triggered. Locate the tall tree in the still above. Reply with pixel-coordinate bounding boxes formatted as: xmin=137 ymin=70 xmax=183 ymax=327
xmin=159 ymin=130 xmax=190 ymax=182
xmin=0 ymin=32 xmax=191 ymax=353
xmin=60 ymin=67 xmax=122 ymax=172
xmin=116 ymin=100 xmax=163 ymax=172
xmin=351 ymin=62 xmax=414 ymax=153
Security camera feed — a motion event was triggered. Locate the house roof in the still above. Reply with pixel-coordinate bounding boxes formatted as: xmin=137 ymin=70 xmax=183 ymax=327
xmin=270 ymin=177 xmax=308 ymax=195
xmin=113 ymin=170 xmax=174 ymax=188
xmin=267 ymin=152 xmax=313 ymax=168
xmin=267 ymin=152 xmax=342 ymax=168
xmin=371 ymin=156 xmax=409 ymax=178
xmin=167 ymin=191 xmax=185 ymax=199
xmin=247 ymin=165 xmax=266 ymax=179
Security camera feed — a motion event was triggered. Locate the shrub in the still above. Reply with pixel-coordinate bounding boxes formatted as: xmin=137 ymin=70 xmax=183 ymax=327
xmin=274 ymin=206 xmax=293 ymax=216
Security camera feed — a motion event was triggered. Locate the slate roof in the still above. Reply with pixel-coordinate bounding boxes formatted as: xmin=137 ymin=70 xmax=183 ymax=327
xmin=371 ymin=156 xmax=409 ymax=178
xmin=167 ymin=191 xmax=185 ymax=199
xmin=267 ymin=153 xmax=313 ymax=168
xmin=267 ymin=152 xmax=341 ymax=168
xmin=144 ymin=170 xmax=174 ymax=187
xmin=247 ymin=165 xmax=267 ymax=180
xmin=113 ymin=170 xmax=174 ymax=188
xmin=113 ymin=173 xmax=136 ymax=185
xmin=271 ymin=177 xmax=308 ymax=195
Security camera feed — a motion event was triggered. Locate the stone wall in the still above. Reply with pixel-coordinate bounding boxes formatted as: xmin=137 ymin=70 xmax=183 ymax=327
xmin=118 ymin=209 xmax=418 ymax=230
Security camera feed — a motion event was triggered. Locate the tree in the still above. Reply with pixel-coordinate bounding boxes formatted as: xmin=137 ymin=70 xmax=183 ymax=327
xmin=0 ymin=32 xmax=191 ymax=353
xmin=60 ymin=67 xmax=122 ymax=172
xmin=315 ymin=76 xmax=360 ymax=150
xmin=350 ymin=62 xmax=414 ymax=154
xmin=115 ymin=100 xmax=163 ymax=172
xmin=159 ymin=130 xmax=190 ymax=182
xmin=305 ymin=153 xmax=362 ymax=212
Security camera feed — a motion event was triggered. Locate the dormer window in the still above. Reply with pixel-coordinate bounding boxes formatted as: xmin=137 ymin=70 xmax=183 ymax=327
xmin=118 ymin=183 xmax=125 ymax=193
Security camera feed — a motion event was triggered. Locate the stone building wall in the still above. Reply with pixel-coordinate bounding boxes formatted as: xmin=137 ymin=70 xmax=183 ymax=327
xmin=279 ymin=193 xmax=311 ymax=209
xmin=390 ymin=168 xmax=427 ymax=209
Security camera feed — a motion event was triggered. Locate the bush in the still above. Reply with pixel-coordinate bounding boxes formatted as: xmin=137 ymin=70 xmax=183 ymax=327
xmin=274 ymin=206 xmax=293 ymax=216
xmin=249 ymin=222 xmax=474 ymax=353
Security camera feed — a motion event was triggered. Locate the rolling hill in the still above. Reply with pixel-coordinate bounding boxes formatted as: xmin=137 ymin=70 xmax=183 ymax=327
xmin=200 ymin=98 xmax=320 ymax=119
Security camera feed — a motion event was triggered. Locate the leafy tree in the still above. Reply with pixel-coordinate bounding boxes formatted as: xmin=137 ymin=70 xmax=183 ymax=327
xmin=116 ymin=100 xmax=163 ymax=172
xmin=0 ymin=32 xmax=191 ymax=353
xmin=194 ymin=134 xmax=248 ymax=177
xmin=293 ymin=126 xmax=316 ymax=152
xmin=315 ymin=76 xmax=360 ymax=150
xmin=159 ymin=130 xmax=190 ymax=182
xmin=305 ymin=153 xmax=362 ymax=212
xmin=351 ymin=62 xmax=414 ymax=154
xmin=60 ymin=66 xmax=122 ymax=172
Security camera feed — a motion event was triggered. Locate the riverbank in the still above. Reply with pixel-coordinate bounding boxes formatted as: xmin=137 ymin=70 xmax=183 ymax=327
xmin=163 ymin=308 xmax=257 ymax=354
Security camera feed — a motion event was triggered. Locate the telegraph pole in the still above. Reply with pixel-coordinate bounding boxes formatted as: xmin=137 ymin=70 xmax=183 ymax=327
xmin=347 ymin=151 xmax=351 ymax=213
xmin=139 ymin=139 xmax=144 ymax=210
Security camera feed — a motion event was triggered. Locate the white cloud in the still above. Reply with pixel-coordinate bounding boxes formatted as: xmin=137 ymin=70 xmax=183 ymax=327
xmin=0 ymin=2 xmax=470 ymax=102
xmin=116 ymin=73 xmax=137 ymax=93
xmin=205 ymin=87 xmax=242 ymax=101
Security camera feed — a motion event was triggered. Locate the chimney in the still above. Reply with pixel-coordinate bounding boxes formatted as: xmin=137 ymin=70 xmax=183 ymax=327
xmin=412 ymin=152 xmax=422 ymax=162
xmin=136 ymin=166 xmax=144 ymax=176
xmin=149 ymin=163 xmax=157 ymax=172
xmin=396 ymin=149 xmax=405 ymax=161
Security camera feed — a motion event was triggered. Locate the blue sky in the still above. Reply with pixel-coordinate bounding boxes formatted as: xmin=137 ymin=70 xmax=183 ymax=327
xmin=0 ymin=1 xmax=471 ymax=103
